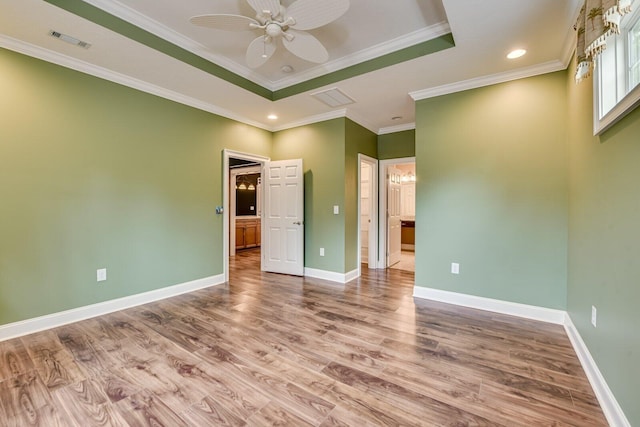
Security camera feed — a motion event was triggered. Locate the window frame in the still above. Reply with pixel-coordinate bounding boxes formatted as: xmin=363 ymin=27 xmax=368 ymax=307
xmin=594 ymin=2 xmax=640 ymax=134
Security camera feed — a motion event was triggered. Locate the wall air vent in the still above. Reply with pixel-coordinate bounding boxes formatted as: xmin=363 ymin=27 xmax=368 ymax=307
xmin=48 ymin=30 xmax=91 ymax=49
xmin=311 ymin=88 xmax=355 ymax=108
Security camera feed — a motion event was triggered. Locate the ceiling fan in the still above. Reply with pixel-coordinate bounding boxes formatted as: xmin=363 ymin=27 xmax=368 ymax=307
xmin=190 ymin=0 xmax=350 ymax=69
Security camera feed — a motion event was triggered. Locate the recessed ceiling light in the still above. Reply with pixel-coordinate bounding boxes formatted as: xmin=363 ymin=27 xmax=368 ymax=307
xmin=507 ymin=49 xmax=527 ymax=59
xmin=267 ymin=114 xmax=278 ymax=120
xmin=281 ymin=65 xmax=294 ymax=73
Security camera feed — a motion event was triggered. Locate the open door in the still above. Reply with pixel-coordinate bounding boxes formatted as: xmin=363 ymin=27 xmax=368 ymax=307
xmin=387 ymin=166 xmax=402 ymax=266
xmin=263 ymin=159 xmax=304 ymax=276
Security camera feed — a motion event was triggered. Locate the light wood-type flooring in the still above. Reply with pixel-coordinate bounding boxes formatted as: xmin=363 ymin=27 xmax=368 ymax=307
xmin=0 ymin=248 xmax=606 ymax=426
xmin=388 ymin=250 xmax=415 ymax=272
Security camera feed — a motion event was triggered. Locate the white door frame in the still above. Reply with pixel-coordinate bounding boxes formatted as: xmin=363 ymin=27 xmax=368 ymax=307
xmin=223 ymin=149 xmax=270 ymax=282
xmin=357 ymin=154 xmax=379 ymax=273
xmin=378 ymin=156 xmax=415 ymax=269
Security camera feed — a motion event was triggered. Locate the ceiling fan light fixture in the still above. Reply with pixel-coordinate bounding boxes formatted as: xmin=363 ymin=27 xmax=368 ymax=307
xmin=191 ymin=0 xmax=350 ymax=68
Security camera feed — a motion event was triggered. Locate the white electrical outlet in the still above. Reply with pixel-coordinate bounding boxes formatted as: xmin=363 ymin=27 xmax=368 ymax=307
xmin=97 ymin=268 xmax=107 ymax=282
xmin=451 ymin=262 xmax=460 ymax=274
xmin=320 ymin=248 xmax=325 ymax=256
xmin=591 ymin=305 xmax=597 ymax=327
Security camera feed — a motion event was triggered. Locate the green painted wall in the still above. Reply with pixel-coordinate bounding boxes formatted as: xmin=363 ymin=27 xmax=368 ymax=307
xmin=415 ymin=72 xmax=568 ymax=309
xmin=272 ymin=118 xmax=375 ymax=274
xmin=272 ymin=119 xmax=346 ymax=272
xmin=378 ymin=130 xmax=415 ymax=159
xmin=0 ymin=48 xmax=271 ymax=325
xmin=345 ymin=119 xmax=377 ymax=271
xmin=566 ymin=61 xmax=640 ymax=425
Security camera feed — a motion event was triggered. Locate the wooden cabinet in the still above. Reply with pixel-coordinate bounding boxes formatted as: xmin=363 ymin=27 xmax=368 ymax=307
xmin=401 ymin=220 xmax=415 ymax=246
xmin=236 ymin=218 xmax=261 ymax=250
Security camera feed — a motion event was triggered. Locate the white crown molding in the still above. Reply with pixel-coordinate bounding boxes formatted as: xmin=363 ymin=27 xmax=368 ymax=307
xmin=413 ymin=286 xmax=566 ymax=324
xmin=272 ymin=22 xmax=451 ymax=90
xmin=270 ymin=107 xmax=379 ymax=134
xmin=304 ymin=267 xmax=359 ymax=284
xmin=271 ymin=109 xmax=349 ymax=132
xmin=409 ymin=60 xmax=566 ymax=101
xmin=378 ymin=122 xmax=416 ymax=135
xmin=561 ymin=0 xmax=583 ymax=67
xmin=0 ymin=35 xmax=270 ymax=131
xmin=345 ymin=109 xmax=379 ymax=134
xmin=83 ymin=0 xmax=274 ymax=89
xmin=0 ymin=274 xmax=225 ymax=342
xmin=564 ymin=315 xmax=631 ymax=427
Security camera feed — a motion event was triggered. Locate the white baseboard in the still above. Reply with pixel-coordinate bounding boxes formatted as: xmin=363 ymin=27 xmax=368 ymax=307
xmin=304 ymin=267 xmax=360 ymax=284
xmin=0 ymin=274 xmax=225 ymax=342
xmin=412 ymin=286 xmax=566 ymax=324
xmin=564 ymin=315 xmax=631 ymax=427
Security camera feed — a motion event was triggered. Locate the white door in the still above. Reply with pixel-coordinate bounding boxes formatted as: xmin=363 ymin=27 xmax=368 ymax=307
xmin=387 ymin=166 xmax=402 ymax=266
xmin=360 ymin=163 xmax=371 ymax=263
xmin=263 ymin=159 xmax=304 ymax=276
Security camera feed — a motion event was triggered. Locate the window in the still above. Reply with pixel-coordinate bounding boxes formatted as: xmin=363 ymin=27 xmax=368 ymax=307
xmin=595 ymin=2 xmax=640 ymax=133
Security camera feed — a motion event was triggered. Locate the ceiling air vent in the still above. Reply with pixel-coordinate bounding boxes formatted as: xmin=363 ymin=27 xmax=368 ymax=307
xmin=311 ymin=88 xmax=355 ymax=108
xmin=49 ymin=30 xmax=91 ymax=49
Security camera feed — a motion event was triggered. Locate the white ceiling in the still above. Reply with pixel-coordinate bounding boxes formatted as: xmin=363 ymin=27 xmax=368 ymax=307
xmin=0 ymin=0 xmax=580 ymax=134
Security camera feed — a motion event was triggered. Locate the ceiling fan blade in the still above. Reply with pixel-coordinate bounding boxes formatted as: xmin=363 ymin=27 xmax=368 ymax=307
xmin=282 ymin=30 xmax=329 ymax=63
xmin=190 ymin=14 xmax=257 ymax=31
xmin=285 ymin=0 xmax=349 ymax=30
xmin=246 ymin=35 xmax=276 ymax=68
xmin=247 ymin=0 xmax=281 ymax=18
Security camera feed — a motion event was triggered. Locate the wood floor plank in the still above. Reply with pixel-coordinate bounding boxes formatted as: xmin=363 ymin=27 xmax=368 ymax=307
xmin=52 ymin=379 xmax=127 ymax=426
xmin=21 ymin=331 xmax=86 ymax=390
xmin=0 ymin=248 xmax=607 ymax=426
xmin=0 ymin=373 xmax=63 ymax=426
xmin=322 ymin=361 xmax=498 ymax=426
xmin=0 ymin=338 xmax=35 ymax=381
xmin=113 ymin=390 xmax=189 ymax=427
xmin=247 ymin=401 xmax=315 ymax=427
xmin=180 ymin=395 xmax=248 ymax=427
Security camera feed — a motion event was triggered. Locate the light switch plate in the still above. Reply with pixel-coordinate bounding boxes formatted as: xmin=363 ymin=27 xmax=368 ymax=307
xmin=97 ymin=268 xmax=107 ymax=282
xmin=333 ymin=205 xmax=339 ymax=215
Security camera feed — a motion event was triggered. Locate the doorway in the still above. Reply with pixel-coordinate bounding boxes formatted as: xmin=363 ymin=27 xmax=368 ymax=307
xmin=223 ymin=150 xmax=305 ymax=281
xmin=358 ymin=154 xmax=378 ymax=273
xmin=379 ymin=157 xmax=416 ymax=272
xmin=223 ymin=150 xmax=269 ymax=282
xmin=229 ymin=160 xmax=262 ymax=258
